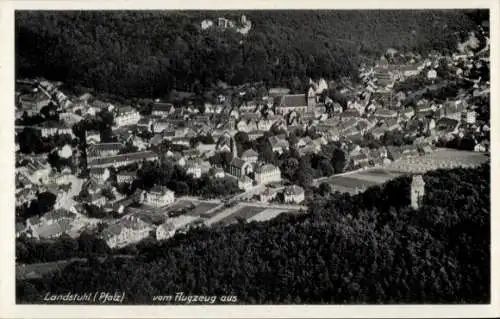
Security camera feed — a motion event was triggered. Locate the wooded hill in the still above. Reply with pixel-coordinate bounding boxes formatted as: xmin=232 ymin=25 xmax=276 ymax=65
xmin=17 ymin=163 xmax=490 ymax=304
xmin=16 ymin=10 xmax=483 ymax=98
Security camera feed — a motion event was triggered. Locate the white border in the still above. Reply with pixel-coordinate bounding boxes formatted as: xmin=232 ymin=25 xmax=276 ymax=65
xmin=0 ymin=0 xmax=498 ymax=318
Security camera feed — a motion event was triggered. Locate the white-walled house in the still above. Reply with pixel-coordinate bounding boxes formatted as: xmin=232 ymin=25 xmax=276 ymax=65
xmin=144 ymin=185 xmax=175 ymax=208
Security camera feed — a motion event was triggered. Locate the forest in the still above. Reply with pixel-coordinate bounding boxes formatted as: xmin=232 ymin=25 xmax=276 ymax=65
xmin=17 ymin=163 xmax=490 ymax=304
xmin=15 ymin=10 xmax=482 ymax=98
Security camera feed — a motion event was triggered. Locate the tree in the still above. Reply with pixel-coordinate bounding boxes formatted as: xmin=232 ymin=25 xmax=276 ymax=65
xmin=36 ymin=191 xmax=57 ymax=214
xmin=332 ymin=148 xmax=347 ymax=174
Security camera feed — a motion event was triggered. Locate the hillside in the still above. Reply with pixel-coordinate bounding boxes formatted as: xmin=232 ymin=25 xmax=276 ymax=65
xmin=15 ymin=10 xmax=481 ymax=98
xmin=17 ymin=163 xmax=490 ymax=304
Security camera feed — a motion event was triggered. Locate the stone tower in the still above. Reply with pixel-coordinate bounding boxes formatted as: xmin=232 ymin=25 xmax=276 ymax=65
xmin=410 ymin=174 xmax=425 ymax=210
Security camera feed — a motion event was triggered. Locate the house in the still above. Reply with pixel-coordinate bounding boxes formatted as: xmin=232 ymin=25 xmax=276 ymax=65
xmin=259 ymin=187 xmax=278 ymax=203
xmin=151 ymin=102 xmax=175 ymax=118
xmin=115 ymin=106 xmax=141 ymax=127
xmin=152 ymin=121 xmax=170 ymax=134
xmin=436 ymin=118 xmax=460 ymax=135
xmin=101 ymin=216 xmax=153 ymax=248
xmin=27 ymin=209 xmax=76 ymax=239
xmin=87 ymin=151 xmax=158 ymax=169
xmin=43 ymin=209 xmax=76 ymax=225
xmin=144 ymin=185 xmax=175 ymax=208
xmin=254 ymin=164 xmax=281 ymax=185
xmin=374 ymin=108 xmax=398 ymax=119
xmin=156 ymin=215 xmax=198 ymax=240
xmin=90 ymin=193 xmax=107 ymax=207
xmin=462 ymin=110 xmax=476 ymax=124
xmin=33 ymin=219 xmax=73 ymax=239
xmin=268 ymin=136 xmax=289 ymax=154
xmin=85 ymin=130 xmax=101 ymax=145
xmin=386 ymin=146 xmax=402 ymax=161
xmin=283 ymin=185 xmax=305 ymax=204
xmin=212 ymin=167 xmax=225 ymax=178
xmin=474 ymin=141 xmax=487 ymax=152
xmin=351 ymin=153 xmax=370 ymax=168
xmin=400 ymin=145 xmax=420 ymax=158
xmin=241 ymin=149 xmax=259 ymax=164
xmin=137 ymin=117 xmax=153 ymax=132
xmin=19 ymin=91 xmax=51 ymax=112
xmin=116 ymin=171 xmax=136 ymax=184
xmin=401 ymin=108 xmax=415 ymax=119
xmin=186 ymin=160 xmax=202 ymax=178
xmin=86 ymin=143 xmax=124 ymax=160
xmin=238 ymin=176 xmax=254 ymax=191
xmin=268 ymin=87 xmax=290 ymax=97
xmin=89 ymin=167 xmax=110 ymax=183
xmin=16 ymin=222 xmax=25 ymax=238
xmin=242 ymin=130 xmax=262 ymax=141
xmin=228 ymin=157 xmax=252 ymax=178
xmin=415 ymin=104 xmax=434 ymax=117
xmin=384 ymin=118 xmax=401 ymax=131
xmin=370 ymin=127 xmax=386 ymax=140
xmin=37 ymin=121 xmax=74 ymax=138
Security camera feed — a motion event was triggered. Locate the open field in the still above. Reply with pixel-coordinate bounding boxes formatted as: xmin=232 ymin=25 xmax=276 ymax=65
xmin=384 ymin=148 xmax=489 ymax=174
xmin=247 ymin=209 xmax=287 ymax=222
xmin=215 ymin=205 xmax=266 ymax=226
xmin=322 ymin=149 xmax=489 ymax=194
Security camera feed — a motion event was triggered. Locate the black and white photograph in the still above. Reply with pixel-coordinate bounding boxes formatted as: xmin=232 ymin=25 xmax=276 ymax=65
xmin=1 ymin=0 xmax=498 ymax=318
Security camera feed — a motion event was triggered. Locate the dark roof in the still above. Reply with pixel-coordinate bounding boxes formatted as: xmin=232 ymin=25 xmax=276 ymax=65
xmin=230 ymin=157 xmax=249 ymax=169
xmin=241 ymin=149 xmax=258 ymax=158
xmin=436 ymin=118 xmax=459 ymax=131
xmin=152 ymin=103 xmax=174 ymax=113
xmin=279 ymin=94 xmax=307 ymax=108
xmin=88 ymin=151 xmax=158 ymax=167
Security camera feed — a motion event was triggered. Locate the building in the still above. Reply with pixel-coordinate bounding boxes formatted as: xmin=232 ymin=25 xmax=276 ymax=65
xmin=213 ymin=167 xmax=225 ymax=178
xmin=259 ymin=187 xmax=278 ymax=203
xmin=462 ymin=110 xmax=477 ymax=124
xmin=351 ymin=153 xmax=370 ymax=168
xmin=101 ymin=216 xmax=153 ymax=248
xmin=228 ymin=157 xmax=252 ymax=178
xmin=241 ymin=149 xmax=259 ymax=164
xmin=90 ymin=193 xmax=107 ymax=207
xmin=268 ymin=136 xmax=289 ymax=154
xmin=156 ymin=215 xmax=198 ymax=240
xmin=373 ymin=108 xmax=398 ymax=119
xmin=137 ymin=117 xmax=153 ymax=132
xmin=410 ymin=175 xmax=425 ymax=210
xmin=151 ymin=102 xmax=175 ymax=118
xmin=115 ymin=106 xmax=141 ymax=127
xmin=116 ymin=171 xmax=136 ymax=184
xmin=87 ymin=151 xmax=158 ymax=169
xmin=275 ymin=88 xmax=317 ymax=115
xmin=19 ymin=91 xmax=51 ymax=112
xmin=86 ymin=143 xmax=124 ymax=161
xmin=186 ymin=160 xmax=202 ymax=178
xmin=85 ymin=130 xmax=101 ymax=145
xmin=89 ymin=167 xmax=110 ymax=183
xmin=238 ymin=176 xmax=254 ymax=191
xmin=144 ymin=185 xmax=175 ymax=208
xmin=283 ymin=185 xmax=305 ymax=204
xmin=254 ymin=164 xmax=281 ymax=185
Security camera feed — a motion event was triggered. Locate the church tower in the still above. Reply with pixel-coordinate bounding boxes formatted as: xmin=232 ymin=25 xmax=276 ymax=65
xmin=410 ymin=174 xmax=425 ymax=210
xmin=307 ymin=86 xmax=316 ymax=109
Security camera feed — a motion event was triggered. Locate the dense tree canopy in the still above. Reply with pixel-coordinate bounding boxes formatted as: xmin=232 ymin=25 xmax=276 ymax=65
xmin=17 ymin=164 xmax=490 ymax=304
xmin=16 ymin=10 xmax=480 ymax=98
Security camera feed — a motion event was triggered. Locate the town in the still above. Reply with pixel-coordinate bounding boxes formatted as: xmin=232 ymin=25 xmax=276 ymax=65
xmin=15 ymin=24 xmax=490 ymax=254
